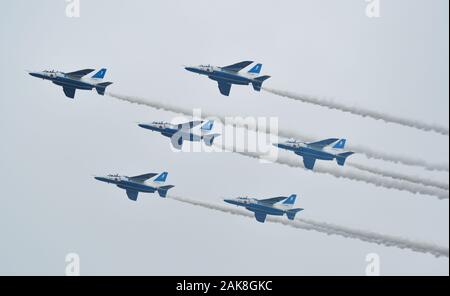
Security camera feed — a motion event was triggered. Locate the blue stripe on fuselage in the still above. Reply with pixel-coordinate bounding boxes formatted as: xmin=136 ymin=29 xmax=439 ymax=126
xmin=51 ymin=76 xmax=94 ymax=90
xmin=294 ymin=147 xmax=335 ymax=161
xmin=245 ymin=203 xmax=285 ymax=216
xmin=116 ymin=180 xmax=156 ymax=193
xmin=208 ymin=70 xmax=251 ymax=85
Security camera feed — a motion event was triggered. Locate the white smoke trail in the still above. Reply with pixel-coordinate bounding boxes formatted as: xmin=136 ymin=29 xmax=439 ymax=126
xmin=107 ymin=92 xmax=449 ymax=199
xmin=224 ymin=147 xmax=449 ymax=200
xmin=347 ymin=163 xmax=449 ymax=191
xmin=107 ymin=92 xmax=449 ymax=172
xmin=273 ymin=128 xmax=449 ymax=172
xmin=263 ymin=87 xmax=450 ymax=136
xmin=168 ymin=195 xmax=449 ymax=258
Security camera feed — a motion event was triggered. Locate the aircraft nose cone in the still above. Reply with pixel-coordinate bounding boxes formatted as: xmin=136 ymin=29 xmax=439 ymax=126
xmin=224 ymin=199 xmax=238 ymax=205
xmin=28 ymin=71 xmax=46 ymax=79
xmin=184 ymin=66 xmax=195 ymax=72
xmin=138 ymin=123 xmax=153 ymax=130
xmin=28 ymin=72 xmax=40 ymax=78
xmin=94 ymin=176 xmax=108 ymax=183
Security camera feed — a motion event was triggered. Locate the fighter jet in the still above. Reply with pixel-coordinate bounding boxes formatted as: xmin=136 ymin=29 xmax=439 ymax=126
xmin=138 ymin=120 xmax=220 ymax=150
xmin=224 ymin=194 xmax=303 ymax=223
xmin=275 ymin=138 xmax=355 ymax=170
xmin=94 ymin=172 xmax=174 ymax=201
xmin=185 ymin=61 xmax=271 ymax=96
xmin=28 ymin=68 xmax=113 ymax=99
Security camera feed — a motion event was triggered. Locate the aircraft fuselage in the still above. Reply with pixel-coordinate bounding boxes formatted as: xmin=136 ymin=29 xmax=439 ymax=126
xmin=30 ymin=72 xmax=97 ymax=90
xmin=138 ymin=123 xmax=203 ymax=142
xmin=94 ymin=176 xmax=157 ymax=193
xmin=185 ymin=67 xmax=255 ymax=86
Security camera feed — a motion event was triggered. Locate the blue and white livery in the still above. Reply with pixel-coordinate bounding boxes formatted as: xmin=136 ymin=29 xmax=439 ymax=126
xmin=94 ymin=171 xmax=174 ymax=201
xmin=138 ymin=120 xmax=220 ymax=150
xmin=275 ymin=138 xmax=355 ymax=170
xmin=224 ymin=194 xmax=303 ymax=223
xmin=185 ymin=61 xmax=271 ymax=96
xmin=28 ymin=68 xmax=113 ymax=99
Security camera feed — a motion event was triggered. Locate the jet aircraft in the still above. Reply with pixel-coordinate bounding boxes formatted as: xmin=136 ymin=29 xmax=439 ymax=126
xmin=94 ymin=171 xmax=174 ymax=201
xmin=224 ymin=194 xmax=303 ymax=223
xmin=28 ymin=68 xmax=113 ymax=99
xmin=185 ymin=61 xmax=270 ymax=96
xmin=275 ymin=138 xmax=354 ymax=170
xmin=138 ymin=120 xmax=220 ymax=150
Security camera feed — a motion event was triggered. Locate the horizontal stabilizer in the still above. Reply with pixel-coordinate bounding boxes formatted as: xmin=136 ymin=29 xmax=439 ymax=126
xmin=95 ymin=82 xmax=113 ymax=95
xmin=336 ymin=152 xmax=354 ymax=166
xmin=157 ymin=185 xmax=174 ymax=198
xmin=203 ymin=133 xmax=220 ymax=146
xmin=286 ymin=208 xmax=304 ymax=220
xmin=252 ymin=76 xmax=271 ymax=91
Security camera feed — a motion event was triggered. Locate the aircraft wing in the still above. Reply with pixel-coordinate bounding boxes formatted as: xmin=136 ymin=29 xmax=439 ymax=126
xmin=221 ymin=61 xmax=253 ymax=72
xmin=177 ymin=120 xmax=203 ymax=130
xmin=258 ymin=196 xmax=288 ymax=205
xmin=129 ymin=173 xmax=158 ymax=182
xmin=65 ymin=69 xmax=96 ymax=78
xmin=217 ymin=80 xmax=232 ymax=96
xmin=62 ymin=86 xmax=76 ymax=99
xmin=254 ymin=212 xmax=267 ymax=223
xmin=126 ymin=189 xmax=139 ymax=201
xmin=302 ymin=156 xmax=317 ymax=170
xmin=170 ymin=134 xmax=184 ymax=150
xmin=307 ymin=138 xmax=339 ymax=149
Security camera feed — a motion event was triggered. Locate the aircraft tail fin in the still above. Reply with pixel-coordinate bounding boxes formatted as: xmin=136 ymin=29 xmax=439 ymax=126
xmin=154 ymin=172 xmax=168 ymax=183
xmin=248 ymin=63 xmax=262 ymax=75
xmin=157 ymin=185 xmax=174 ymax=198
xmin=203 ymin=133 xmax=221 ymax=146
xmin=92 ymin=68 xmax=107 ymax=79
xmin=95 ymin=82 xmax=113 ymax=95
xmin=332 ymin=139 xmax=346 ymax=149
xmin=286 ymin=208 xmax=304 ymax=220
xmin=336 ymin=152 xmax=354 ymax=166
xmin=200 ymin=120 xmax=214 ymax=132
xmin=282 ymin=194 xmax=297 ymax=206
xmin=252 ymin=75 xmax=271 ymax=91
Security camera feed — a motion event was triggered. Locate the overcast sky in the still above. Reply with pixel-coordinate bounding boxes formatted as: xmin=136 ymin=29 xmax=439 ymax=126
xmin=0 ymin=0 xmax=448 ymax=275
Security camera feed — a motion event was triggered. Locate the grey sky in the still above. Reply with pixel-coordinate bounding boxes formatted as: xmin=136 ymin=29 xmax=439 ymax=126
xmin=0 ymin=0 xmax=448 ymax=275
